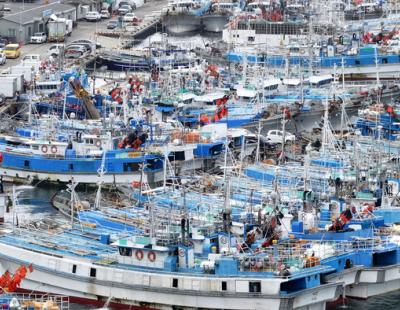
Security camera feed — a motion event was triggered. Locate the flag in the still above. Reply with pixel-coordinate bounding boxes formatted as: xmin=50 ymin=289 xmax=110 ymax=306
xmin=0 ymin=271 xmax=11 ymax=288
xmin=19 ymin=265 xmax=27 ymax=278
xmin=220 ymin=106 xmax=228 ymax=118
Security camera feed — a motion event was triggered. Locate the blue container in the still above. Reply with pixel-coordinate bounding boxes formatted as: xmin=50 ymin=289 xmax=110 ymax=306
xmin=292 ymin=221 xmax=303 ymax=233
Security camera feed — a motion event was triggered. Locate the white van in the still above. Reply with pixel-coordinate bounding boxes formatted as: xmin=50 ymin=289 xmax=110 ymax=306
xmin=85 ymin=11 xmax=101 ymax=22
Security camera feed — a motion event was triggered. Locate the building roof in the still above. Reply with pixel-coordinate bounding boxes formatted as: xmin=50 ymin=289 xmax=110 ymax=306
xmin=1 ymin=3 xmax=75 ymax=25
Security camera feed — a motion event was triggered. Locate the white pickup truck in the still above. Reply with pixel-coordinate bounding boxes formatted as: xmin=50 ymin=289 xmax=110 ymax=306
xmin=266 ymin=130 xmax=296 ymax=144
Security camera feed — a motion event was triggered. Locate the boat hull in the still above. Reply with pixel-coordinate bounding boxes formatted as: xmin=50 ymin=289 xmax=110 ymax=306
xmin=345 ymin=264 xmax=400 ymax=299
xmin=163 ymin=15 xmax=202 ymax=35
xmin=202 ymin=14 xmax=229 ymax=33
xmin=96 ymin=55 xmax=151 ymax=72
xmin=0 ymin=166 xmax=163 ymax=185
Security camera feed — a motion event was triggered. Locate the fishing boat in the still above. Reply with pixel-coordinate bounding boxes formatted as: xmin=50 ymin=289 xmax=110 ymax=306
xmin=344 ymin=0 xmax=385 ymax=20
xmin=0 ymin=145 xmax=164 ymax=184
xmin=202 ymin=0 xmax=243 ymax=33
xmin=226 ymin=45 xmax=400 ymax=76
xmin=95 ymin=47 xmax=198 ymax=72
xmin=0 ymin=221 xmax=345 ymax=309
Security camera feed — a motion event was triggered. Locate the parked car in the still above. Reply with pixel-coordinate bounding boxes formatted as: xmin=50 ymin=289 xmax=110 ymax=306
xmin=118 ymin=1 xmax=136 ymax=10
xmin=64 ymin=45 xmax=88 ymax=59
xmin=119 ymin=1 xmax=136 ymax=10
xmin=118 ymin=4 xmax=132 ymax=15
xmin=266 ymin=130 xmax=296 ymax=144
xmin=0 ymin=43 xmax=5 ymax=51
xmin=70 ymin=39 xmax=101 ymax=51
xmin=22 ymin=54 xmax=40 ymax=63
xmin=0 ymin=52 xmax=6 ymax=65
xmin=30 ymin=32 xmax=47 ymax=44
xmin=107 ymin=20 xmax=118 ymax=29
xmin=3 ymin=44 xmax=21 ymax=59
xmin=85 ymin=11 xmax=101 ymax=22
xmin=100 ymin=9 xmax=110 ymax=19
xmin=123 ymin=13 xmax=140 ymax=24
xmin=67 ymin=43 xmax=92 ymax=54
xmin=47 ymin=44 xmax=64 ymax=57
xmin=0 ymin=5 xmax=10 ymax=12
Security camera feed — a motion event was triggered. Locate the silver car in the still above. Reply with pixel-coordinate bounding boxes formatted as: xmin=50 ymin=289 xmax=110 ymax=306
xmin=64 ymin=45 xmax=88 ymax=59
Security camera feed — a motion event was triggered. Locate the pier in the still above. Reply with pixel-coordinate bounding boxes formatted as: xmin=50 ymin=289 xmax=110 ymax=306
xmin=96 ymin=12 xmax=164 ymax=49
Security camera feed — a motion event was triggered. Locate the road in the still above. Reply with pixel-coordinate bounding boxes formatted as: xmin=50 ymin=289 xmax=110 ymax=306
xmin=1 ymin=0 xmax=168 ymax=70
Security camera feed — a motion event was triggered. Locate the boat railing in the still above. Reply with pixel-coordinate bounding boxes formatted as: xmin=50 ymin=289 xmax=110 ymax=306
xmin=89 ymin=70 xmax=129 ymax=80
xmin=343 ymin=80 xmax=400 ymax=88
xmin=235 ymin=237 xmax=398 ymax=270
xmin=0 ymin=293 xmax=69 ymax=310
xmin=232 ymin=240 xmax=357 ymax=275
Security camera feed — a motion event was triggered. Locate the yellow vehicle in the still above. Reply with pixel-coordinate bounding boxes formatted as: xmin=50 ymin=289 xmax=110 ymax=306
xmin=4 ymin=44 xmax=21 ymax=59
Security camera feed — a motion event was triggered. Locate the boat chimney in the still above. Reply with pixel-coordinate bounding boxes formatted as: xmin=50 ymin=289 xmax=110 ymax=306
xmin=181 ymin=218 xmax=186 ymax=244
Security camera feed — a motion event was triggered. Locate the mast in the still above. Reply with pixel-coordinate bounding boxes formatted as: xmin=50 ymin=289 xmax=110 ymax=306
xmin=340 ymin=97 xmax=346 ymax=139
xmin=321 ymin=97 xmax=329 ymax=155
xmin=255 ymin=119 xmax=261 ymax=163
xmin=375 ymin=46 xmax=381 ymax=92
xmin=223 ymin=178 xmax=231 ymax=253
xmin=94 ymin=150 xmax=107 ymax=210
xmin=68 ymin=179 xmax=78 ymax=228
xmin=279 ymin=110 xmax=287 ymax=165
xmin=341 ymin=57 xmax=345 ymax=90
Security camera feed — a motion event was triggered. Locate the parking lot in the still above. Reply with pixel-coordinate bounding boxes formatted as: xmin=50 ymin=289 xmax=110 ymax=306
xmin=0 ymin=0 xmax=167 ymax=69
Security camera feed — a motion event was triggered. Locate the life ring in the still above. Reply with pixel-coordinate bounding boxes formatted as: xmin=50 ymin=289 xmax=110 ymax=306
xmin=0 ymin=152 xmax=3 ymax=163
xmin=41 ymin=145 xmax=48 ymax=153
xmin=95 ymin=140 xmax=101 ymax=147
xmin=50 ymin=146 xmax=57 ymax=154
xmin=300 ymin=49 xmax=305 ymax=55
xmin=220 ymin=236 xmax=228 ymax=244
xmin=135 ymin=249 xmax=144 ymax=261
xmin=178 ymin=248 xmax=185 ymax=257
xmin=148 ymin=251 xmax=156 ymax=262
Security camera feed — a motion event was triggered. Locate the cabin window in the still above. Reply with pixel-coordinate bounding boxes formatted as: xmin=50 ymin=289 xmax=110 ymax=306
xmin=169 ymin=151 xmax=185 ymax=161
xmin=248 ymin=36 xmax=255 ymax=42
xmin=222 ymin=281 xmax=227 ymax=291
xmin=24 ymin=160 xmax=30 ymax=168
xmin=119 ymin=247 xmax=132 ymax=256
xmin=233 ymin=137 xmax=241 ymax=147
xmin=249 ymin=281 xmax=261 ymax=293
xmin=32 ymin=145 xmax=39 ymax=150
xmin=172 ymin=278 xmax=178 ymax=288
xmin=72 ymin=264 xmax=77 ymax=274
xmin=90 ymin=268 xmax=97 ymax=278
xmin=123 ymin=162 xmax=140 ymax=172
xmin=345 ymin=259 xmax=353 ymax=269
xmin=382 ymin=58 xmax=388 ymax=64
xmin=355 ymin=60 xmax=360 ymax=65
xmin=69 ymin=164 xmax=74 ymax=170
